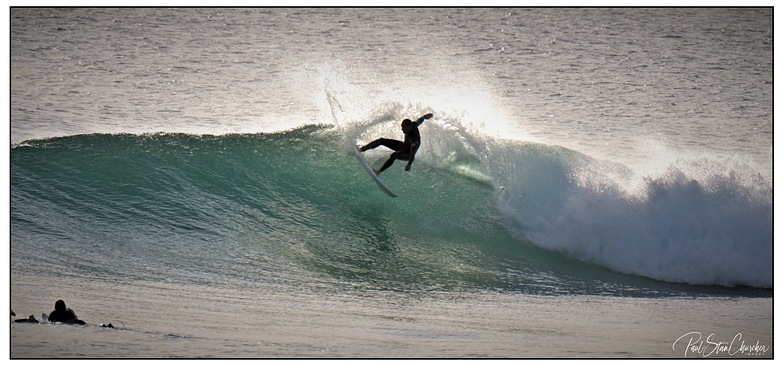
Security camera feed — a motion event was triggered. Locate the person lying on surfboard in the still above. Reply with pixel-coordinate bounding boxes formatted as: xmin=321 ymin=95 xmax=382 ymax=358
xmin=48 ymin=299 xmax=87 ymax=325
xmin=358 ymin=113 xmax=433 ymax=176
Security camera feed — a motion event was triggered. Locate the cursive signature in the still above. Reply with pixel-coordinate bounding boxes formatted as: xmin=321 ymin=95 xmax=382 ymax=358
xmin=673 ymin=332 xmax=769 ymax=357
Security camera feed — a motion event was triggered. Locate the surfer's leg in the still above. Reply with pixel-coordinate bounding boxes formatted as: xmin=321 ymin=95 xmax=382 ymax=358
xmin=378 ymin=155 xmax=397 ymax=173
xmin=361 ymin=138 xmax=403 ymax=152
xmin=378 ymin=151 xmax=409 ymax=173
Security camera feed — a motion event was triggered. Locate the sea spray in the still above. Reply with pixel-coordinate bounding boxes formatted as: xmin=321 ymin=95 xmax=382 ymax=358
xmin=492 ymin=139 xmax=772 ymax=288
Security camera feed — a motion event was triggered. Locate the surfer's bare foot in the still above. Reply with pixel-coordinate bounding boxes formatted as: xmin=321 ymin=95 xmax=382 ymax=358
xmin=373 ymin=169 xmax=380 ymax=176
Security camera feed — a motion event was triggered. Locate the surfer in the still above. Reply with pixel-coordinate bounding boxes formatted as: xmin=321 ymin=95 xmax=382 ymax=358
xmin=359 ymin=113 xmax=433 ymax=175
xmin=13 ymin=314 xmax=39 ymax=323
xmin=48 ymin=299 xmax=87 ymax=325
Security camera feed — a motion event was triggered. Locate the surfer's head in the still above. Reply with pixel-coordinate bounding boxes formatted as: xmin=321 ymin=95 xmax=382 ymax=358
xmin=401 ymin=119 xmax=414 ymax=133
xmin=55 ymin=300 xmax=66 ymax=310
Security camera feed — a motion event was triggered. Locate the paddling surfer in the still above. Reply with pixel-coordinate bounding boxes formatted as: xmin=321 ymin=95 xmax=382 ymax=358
xmin=359 ymin=113 xmax=433 ymax=175
xmin=48 ymin=299 xmax=87 ymax=325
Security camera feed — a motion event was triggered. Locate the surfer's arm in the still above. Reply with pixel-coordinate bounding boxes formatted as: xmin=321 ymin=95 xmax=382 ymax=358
xmin=415 ymin=113 xmax=433 ymax=126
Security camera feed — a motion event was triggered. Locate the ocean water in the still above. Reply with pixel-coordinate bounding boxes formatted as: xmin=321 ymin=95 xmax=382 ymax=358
xmin=9 ymin=8 xmax=772 ymax=358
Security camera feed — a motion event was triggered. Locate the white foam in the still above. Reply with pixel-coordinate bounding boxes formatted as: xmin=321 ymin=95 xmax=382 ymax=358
xmin=494 ymin=142 xmax=772 ymax=288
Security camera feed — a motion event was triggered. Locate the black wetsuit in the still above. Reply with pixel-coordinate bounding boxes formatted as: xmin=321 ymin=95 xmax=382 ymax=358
xmin=361 ymin=121 xmax=423 ymax=173
xmin=48 ymin=300 xmax=87 ymax=325
xmin=48 ymin=308 xmax=78 ymax=323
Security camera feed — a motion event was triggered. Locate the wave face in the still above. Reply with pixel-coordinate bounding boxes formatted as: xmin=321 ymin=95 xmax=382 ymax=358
xmin=10 ymin=123 xmax=772 ymax=295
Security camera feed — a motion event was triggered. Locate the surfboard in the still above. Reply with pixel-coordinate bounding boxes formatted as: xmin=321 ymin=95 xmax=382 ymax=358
xmin=353 ymin=146 xmax=397 ymax=198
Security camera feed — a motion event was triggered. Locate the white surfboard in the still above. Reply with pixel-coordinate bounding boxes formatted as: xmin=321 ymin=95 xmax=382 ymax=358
xmin=353 ymin=147 xmax=397 ymax=198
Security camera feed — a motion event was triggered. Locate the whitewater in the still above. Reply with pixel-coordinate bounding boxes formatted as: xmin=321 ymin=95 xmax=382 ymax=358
xmin=8 ymin=8 xmax=772 ymax=358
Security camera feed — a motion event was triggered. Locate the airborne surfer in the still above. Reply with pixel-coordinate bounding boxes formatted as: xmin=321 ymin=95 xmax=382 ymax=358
xmin=358 ymin=113 xmax=433 ymax=176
